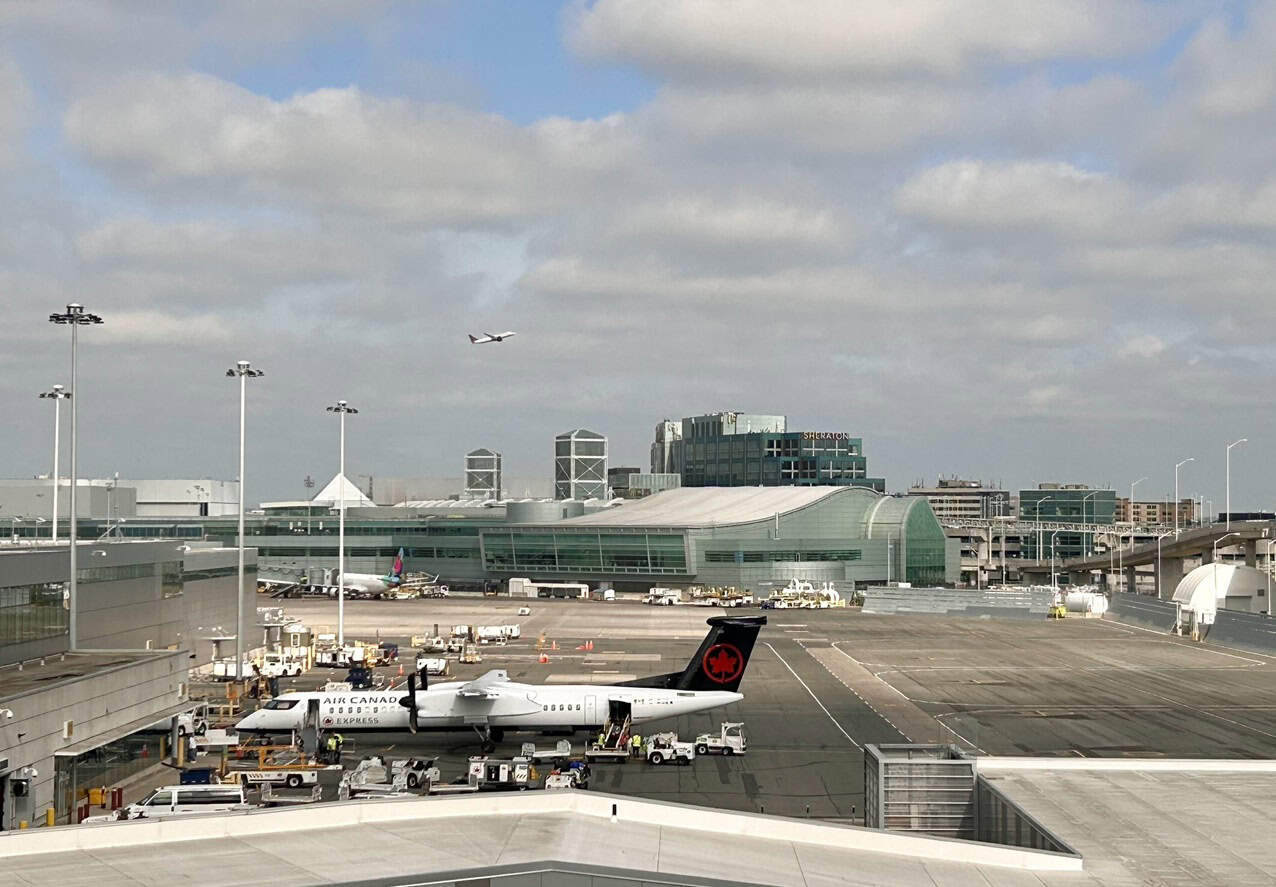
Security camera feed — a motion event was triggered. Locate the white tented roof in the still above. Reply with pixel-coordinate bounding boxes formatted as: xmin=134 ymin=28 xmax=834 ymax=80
xmin=312 ymin=473 xmax=374 ymax=507
xmin=1172 ymin=562 xmax=1269 ymax=613
xmin=553 ymin=486 xmax=855 ymax=527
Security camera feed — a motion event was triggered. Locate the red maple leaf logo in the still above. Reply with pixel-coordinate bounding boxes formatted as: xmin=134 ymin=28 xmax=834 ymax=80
xmin=702 ymin=643 xmax=742 ymax=683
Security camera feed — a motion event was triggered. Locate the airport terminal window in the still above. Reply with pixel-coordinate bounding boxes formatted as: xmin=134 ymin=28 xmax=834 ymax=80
xmin=162 ymin=561 xmax=183 ymax=598
xmin=76 ymin=562 xmax=157 ymax=583
xmin=182 ymin=565 xmax=257 ymax=582
xmin=704 ymin=549 xmax=861 ymax=563
xmin=0 ymin=581 xmax=68 ymax=644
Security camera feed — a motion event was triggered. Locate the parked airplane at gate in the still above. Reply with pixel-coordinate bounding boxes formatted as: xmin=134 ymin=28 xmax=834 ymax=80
xmin=339 ymin=547 xmax=407 ymax=596
xmin=236 ymin=615 xmax=765 ymax=750
xmin=468 ymin=331 xmax=517 ymax=344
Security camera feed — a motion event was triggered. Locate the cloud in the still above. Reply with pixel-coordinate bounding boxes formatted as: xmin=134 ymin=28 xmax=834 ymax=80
xmin=0 ymin=55 xmax=31 ymax=169
xmin=3 ymin=2 xmax=1276 ymax=509
xmin=1119 ymin=334 xmax=1167 ymax=359
xmin=896 ymin=160 xmax=1126 ymax=239
xmin=93 ymin=309 xmax=234 ymax=345
xmin=65 ymin=73 xmax=548 ymax=226
xmin=569 ymin=0 xmax=1177 ymax=80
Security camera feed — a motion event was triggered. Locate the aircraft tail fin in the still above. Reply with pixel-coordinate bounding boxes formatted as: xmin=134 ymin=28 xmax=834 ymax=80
xmin=620 ymin=614 xmax=765 ymax=693
xmin=468 ymin=334 xmax=478 ymax=343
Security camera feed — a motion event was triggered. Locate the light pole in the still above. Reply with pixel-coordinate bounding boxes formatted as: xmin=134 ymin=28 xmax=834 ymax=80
xmin=227 ymin=360 xmax=264 ymax=679
xmin=38 ymin=384 xmax=70 ymax=543
xmin=1129 ymin=476 xmax=1146 ymax=541
xmin=1155 ymin=530 xmax=1174 ymax=600
xmin=49 ymin=303 xmax=103 ymax=651
xmin=1032 ymin=496 xmax=1053 ymax=564
xmin=327 ymin=400 xmax=358 ymax=645
xmin=1174 ymin=458 xmax=1194 ymax=536
xmin=1265 ymin=538 xmax=1275 ymax=615
xmin=1082 ymin=491 xmax=1099 ymax=557
xmin=1213 ymin=532 xmax=1240 ymax=610
xmin=1226 ymin=438 xmax=1247 ymax=531
xmin=1050 ymin=529 xmax=1062 ymax=588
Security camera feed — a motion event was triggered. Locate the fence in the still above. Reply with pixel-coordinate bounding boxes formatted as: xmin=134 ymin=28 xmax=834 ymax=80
xmin=862 ymin=587 xmax=1055 ymax=618
xmin=1108 ymin=592 xmax=1276 ymax=656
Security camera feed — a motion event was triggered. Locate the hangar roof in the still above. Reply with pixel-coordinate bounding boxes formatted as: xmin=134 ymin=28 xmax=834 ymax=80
xmin=552 ymin=485 xmax=865 ymax=528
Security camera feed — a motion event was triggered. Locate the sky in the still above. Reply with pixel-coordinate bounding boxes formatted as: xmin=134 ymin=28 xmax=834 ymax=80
xmin=2 ymin=0 xmax=1274 ymax=510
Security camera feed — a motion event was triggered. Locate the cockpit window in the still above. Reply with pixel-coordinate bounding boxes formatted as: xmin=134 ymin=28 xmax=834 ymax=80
xmin=263 ymin=699 xmax=298 ymax=710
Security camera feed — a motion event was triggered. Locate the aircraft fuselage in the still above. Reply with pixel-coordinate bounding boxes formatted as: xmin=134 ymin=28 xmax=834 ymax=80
xmin=235 ymin=682 xmax=742 ymax=734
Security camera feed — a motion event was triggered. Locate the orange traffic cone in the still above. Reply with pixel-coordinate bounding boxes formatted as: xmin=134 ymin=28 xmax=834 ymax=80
xmin=539 ymin=653 xmax=549 ymax=664
xmin=397 ymin=663 xmax=404 ymax=676
xmin=552 ymin=640 xmax=558 ymax=651
xmin=586 ymin=640 xmax=594 ymax=651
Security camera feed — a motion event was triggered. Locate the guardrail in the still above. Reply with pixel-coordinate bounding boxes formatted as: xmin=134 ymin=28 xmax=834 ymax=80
xmin=0 ymin=789 xmax=1082 ymax=871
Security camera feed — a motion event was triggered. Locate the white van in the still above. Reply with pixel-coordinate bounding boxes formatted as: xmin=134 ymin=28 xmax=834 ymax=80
xmin=119 ymin=784 xmax=249 ymax=818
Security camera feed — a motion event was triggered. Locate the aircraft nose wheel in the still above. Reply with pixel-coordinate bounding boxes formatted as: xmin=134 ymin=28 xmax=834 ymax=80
xmin=473 ymin=725 xmax=499 ymax=754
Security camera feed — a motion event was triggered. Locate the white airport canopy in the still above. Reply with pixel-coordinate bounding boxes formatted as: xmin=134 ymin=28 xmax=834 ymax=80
xmin=555 ymin=485 xmax=857 ymax=527
xmin=1172 ymin=562 xmax=1269 ymax=615
xmin=312 ymin=473 xmax=374 ymax=507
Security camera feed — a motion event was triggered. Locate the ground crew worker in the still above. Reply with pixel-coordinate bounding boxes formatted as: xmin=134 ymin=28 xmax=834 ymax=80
xmin=334 ymin=733 xmax=345 ymax=761
xmin=324 ymin=733 xmax=338 ymax=764
xmin=629 ymin=733 xmax=640 ymax=758
xmin=634 ymin=733 xmax=643 ymax=758
xmin=597 ymin=730 xmax=606 ymax=749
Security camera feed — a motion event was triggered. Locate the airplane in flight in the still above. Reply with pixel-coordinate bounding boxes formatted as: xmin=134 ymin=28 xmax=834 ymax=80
xmin=468 ymin=331 xmax=517 ymax=344
xmin=236 ymin=614 xmax=765 ymax=751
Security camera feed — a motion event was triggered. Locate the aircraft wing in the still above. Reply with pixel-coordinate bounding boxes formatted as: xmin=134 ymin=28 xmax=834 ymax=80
xmin=456 ymin=669 xmax=510 ymax=698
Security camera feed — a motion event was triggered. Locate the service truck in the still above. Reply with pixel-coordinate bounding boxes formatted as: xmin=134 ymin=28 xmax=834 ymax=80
xmin=694 ymin=722 xmax=746 ymax=756
xmin=645 ymin=732 xmax=696 ymax=766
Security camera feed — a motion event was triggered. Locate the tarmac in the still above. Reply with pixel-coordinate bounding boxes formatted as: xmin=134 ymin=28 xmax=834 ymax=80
xmin=248 ymin=595 xmax=1276 ymax=821
xmin=13 ymin=595 xmax=1276 ymax=886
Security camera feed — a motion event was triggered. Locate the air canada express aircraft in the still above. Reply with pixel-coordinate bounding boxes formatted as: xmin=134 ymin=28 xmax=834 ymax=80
xmin=237 ymin=615 xmax=764 ymax=750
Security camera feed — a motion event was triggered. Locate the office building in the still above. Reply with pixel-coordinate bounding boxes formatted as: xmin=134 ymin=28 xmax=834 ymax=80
xmin=123 ymin=479 xmax=239 ymax=517
xmin=464 ymin=449 xmax=502 ymax=500
xmin=650 ymin=419 xmax=683 ymax=474
xmin=909 ymin=479 xmax=1012 ymax=523
xmin=1117 ymin=498 xmax=1198 ymax=526
xmin=607 ymin=466 xmax=640 ymax=493
xmin=673 ymin=412 xmax=885 ymax=491
xmin=554 ymin=429 xmax=607 ymax=500
xmin=1019 ymin=484 xmax=1116 ymax=561
xmin=628 ymin=473 xmax=682 ymax=498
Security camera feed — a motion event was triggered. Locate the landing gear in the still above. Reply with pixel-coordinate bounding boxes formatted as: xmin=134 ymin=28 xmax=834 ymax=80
xmin=473 ymin=725 xmax=503 ymax=754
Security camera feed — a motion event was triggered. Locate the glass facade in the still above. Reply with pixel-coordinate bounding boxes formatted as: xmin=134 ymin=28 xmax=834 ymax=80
xmin=704 ymin=549 xmax=863 ymax=563
xmin=0 ymin=581 xmax=68 ymax=645
xmin=1019 ymin=488 xmax=1115 ymax=561
xmin=903 ymin=500 xmax=951 ymax=586
xmin=680 ymin=430 xmax=885 ymax=491
xmin=54 ymin=726 xmax=170 ymax=824
xmin=482 ymin=528 xmax=689 ymax=575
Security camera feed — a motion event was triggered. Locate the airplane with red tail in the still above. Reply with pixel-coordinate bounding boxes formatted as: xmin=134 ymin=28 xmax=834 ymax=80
xmin=236 ymin=615 xmax=764 ymax=751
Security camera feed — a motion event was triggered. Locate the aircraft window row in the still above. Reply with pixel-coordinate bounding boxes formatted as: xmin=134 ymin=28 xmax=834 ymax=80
xmin=541 ymin=703 xmax=581 ymax=711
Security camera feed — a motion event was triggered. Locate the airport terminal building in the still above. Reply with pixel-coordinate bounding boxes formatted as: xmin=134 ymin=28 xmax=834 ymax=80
xmin=34 ymin=485 xmax=958 ymax=594
xmin=1 ymin=541 xmax=252 ymax=828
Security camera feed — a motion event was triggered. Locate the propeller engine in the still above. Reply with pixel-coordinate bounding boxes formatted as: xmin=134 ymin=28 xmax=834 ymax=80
xmin=399 ymin=672 xmax=419 ymax=734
